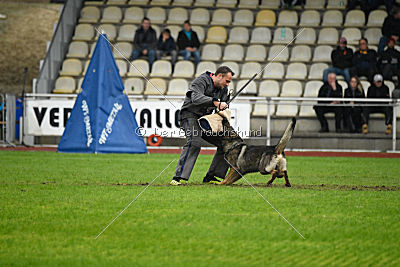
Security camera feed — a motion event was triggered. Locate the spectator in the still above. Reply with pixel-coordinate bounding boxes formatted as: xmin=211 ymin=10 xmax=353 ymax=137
xmin=177 ymin=20 xmax=201 ymax=66
xmin=314 ymin=73 xmax=344 ymax=133
xmin=281 ymin=0 xmax=304 ymax=8
xmin=378 ymin=37 xmax=400 ymax=82
xmin=348 ymin=0 xmax=394 ymax=16
xmin=344 ymin=76 xmax=366 ymax=133
xmin=156 ymin=29 xmax=177 ymax=66
xmin=350 ymin=38 xmax=378 ymax=82
xmin=323 ymin=37 xmax=353 ymax=84
xmin=131 ymin=17 xmax=157 ymax=69
xmin=362 ymin=74 xmax=393 ymax=134
xmin=378 ymin=6 xmax=400 ymax=52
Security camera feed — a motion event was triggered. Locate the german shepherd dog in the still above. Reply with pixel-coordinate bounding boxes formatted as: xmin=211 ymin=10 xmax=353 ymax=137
xmin=218 ymin=118 xmax=296 ymax=186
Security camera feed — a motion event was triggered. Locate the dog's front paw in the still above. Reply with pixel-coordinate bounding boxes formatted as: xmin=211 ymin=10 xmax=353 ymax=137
xmin=285 ymin=183 xmax=292 ymax=187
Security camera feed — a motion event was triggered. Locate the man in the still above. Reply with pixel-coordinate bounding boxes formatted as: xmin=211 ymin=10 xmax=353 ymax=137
xmin=350 ymin=38 xmax=378 ymax=82
xmin=171 ymin=66 xmax=234 ymax=185
xmin=314 ymin=73 xmax=343 ymax=133
xmin=131 ymin=17 xmax=157 ymax=69
xmin=378 ymin=6 xmax=400 ymax=52
xmin=156 ymin=29 xmax=177 ymax=66
xmin=362 ymin=74 xmax=393 ymax=134
xmin=378 ymin=37 xmax=400 ymax=81
xmin=177 ymin=20 xmax=201 ymax=66
xmin=323 ymin=37 xmax=353 ymax=84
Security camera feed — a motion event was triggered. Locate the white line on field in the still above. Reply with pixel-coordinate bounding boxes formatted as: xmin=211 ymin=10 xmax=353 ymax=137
xmin=224 ymin=157 xmax=306 ymax=240
xmin=94 ymin=158 xmax=177 ymax=239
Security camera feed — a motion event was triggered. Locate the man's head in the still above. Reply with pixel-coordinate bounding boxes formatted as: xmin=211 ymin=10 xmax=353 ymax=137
xmin=213 ymin=66 xmax=234 ymax=89
xmin=183 ymin=20 xmax=191 ymax=32
xmin=373 ymin=74 xmax=383 ymax=87
xmin=141 ymin=17 xmax=151 ymax=31
xmin=327 ymin=72 xmax=336 ymax=84
xmin=387 ymin=37 xmax=396 ymax=48
xmin=359 ymin=38 xmax=368 ymax=50
xmin=339 ymin=37 xmax=347 ymax=48
xmin=162 ymin=29 xmax=171 ymax=39
xmin=393 ymin=6 xmax=400 ymax=19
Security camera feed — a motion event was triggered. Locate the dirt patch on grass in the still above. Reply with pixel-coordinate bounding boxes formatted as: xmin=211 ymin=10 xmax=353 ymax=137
xmin=0 ymin=1 xmax=61 ymax=94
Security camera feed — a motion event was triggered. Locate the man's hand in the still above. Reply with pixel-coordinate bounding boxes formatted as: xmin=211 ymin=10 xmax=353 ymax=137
xmin=214 ymin=101 xmax=228 ymax=110
xmin=142 ymin=49 xmax=148 ymax=55
xmin=185 ymin=47 xmax=194 ymax=52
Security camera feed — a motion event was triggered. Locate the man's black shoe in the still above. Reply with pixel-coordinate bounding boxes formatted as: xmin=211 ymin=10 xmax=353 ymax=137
xmin=203 ymin=174 xmax=222 ymax=184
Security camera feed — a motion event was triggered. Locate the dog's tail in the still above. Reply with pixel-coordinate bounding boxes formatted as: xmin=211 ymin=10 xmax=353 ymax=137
xmin=275 ymin=117 xmax=296 ymax=155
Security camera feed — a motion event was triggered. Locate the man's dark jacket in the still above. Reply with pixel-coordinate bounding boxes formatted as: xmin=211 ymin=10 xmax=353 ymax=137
xmin=133 ymin=26 xmax=157 ymax=50
xmin=379 ymin=47 xmax=400 ymax=67
xmin=177 ymin=30 xmax=200 ymax=51
xmin=353 ymin=49 xmax=377 ymax=69
xmin=317 ymin=82 xmax=343 ymax=104
xmin=157 ymin=35 xmax=176 ymax=52
xmin=331 ymin=46 xmax=353 ymax=69
xmin=382 ymin=15 xmax=400 ymax=38
xmin=367 ymin=84 xmax=390 ymax=99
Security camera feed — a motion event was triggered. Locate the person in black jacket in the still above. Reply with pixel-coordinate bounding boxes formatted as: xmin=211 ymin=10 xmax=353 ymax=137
xmin=344 ymin=76 xmax=366 ymax=133
xmin=323 ymin=37 xmax=353 ymax=84
xmin=350 ymin=38 xmax=378 ymax=82
xmin=156 ymin=29 xmax=177 ymax=66
xmin=362 ymin=74 xmax=393 ymax=134
xmin=378 ymin=37 xmax=400 ymax=81
xmin=378 ymin=6 xmax=400 ymax=52
xmin=177 ymin=20 xmax=201 ymax=66
xmin=314 ymin=73 xmax=344 ymax=133
xmin=131 ymin=17 xmax=157 ymax=69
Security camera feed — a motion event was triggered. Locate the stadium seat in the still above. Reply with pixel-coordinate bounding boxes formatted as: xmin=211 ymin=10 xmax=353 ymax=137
xmin=223 ymin=44 xmax=244 ymax=61
xmin=168 ymin=25 xmax=182 ymax=40
xmin=327 ymin=0 xmax=347 ymax=9
xmin=277 ymin=10 xmax=298 ymax=26
xmin=386 ymin=80 xmax=395 ymax=95
xmin=341 ymin=28 xmax=362 ymax=45
xmin=259 ymin=0 xmax=280 ymax=8
xmin=252 ymin=103 xmax=276 ymax=117
xmin=304 ymin=81 xmax=323 ymax=96
xmin=364 ymin=28 xmax=381 ymax=45
xmin=59 ymin=59 xmax=82 ymax=76
xmin=308 ymin=63 xmax=329 ymax=80
xmin=285 ymin=63 xmax=307 ymax=80
xmin=194 ymin=0 xmax=215 ymax=7
xmin=83 ymin=0 xmax=103 ymax=5
xmin=258 ymin=80 xmax=280 ymax=97
xmin=172 ymin=61 xmax=195 ymax=78
xmin=73 ymin=24 xmax=94 ymax=41
xmin=66 ymin=41 xmax=88 ymax=58
xmin=290 ymin=45 xmax=312 ymax=62
xmin=201 ymin=44 xmax=222 ymax=60
xmin=167 ymin=79 xmax=189 ymax=95
xmin=321 ymin=10 xmax=343 ymax=26
xmin=75 ymin=77 xmax=84 ymax=93
xmin=190 ymin=8 xmax=210 ymax=25
xmin=304 ymin=0 xmax=325 ymax=9
xmin=124 ymin=78 xmax=144 ymax=94
xmin=205 ymin=26 xmax=227 ymax=44
xmin=53 ymin=77 xmax=76 ymax=94
xmin=216 ymin=0 xmax=236 ymax=8
xmin=317 ymin=28 xmax=339 ymax=45
xmin=240 ymin=62 xmax=261 ymax=79
xmin=262 ymin=62 xmax=284 ymax=79
xmin=344 ymin=10 xmax=365 ymax=26
xmin=299 ymin=10 xmax=320 ymax=26
xmin=115 ymin=59 xmax=128 ymax=77
xmin=88 ymin=43 xmax=96 ymax=58
xmin=96 ymin=24 xmax=117 ymax=41
xmin=150 ymin=0 xmax=171 ymax=6
xmin=295 ymin=28 xmax=316 ymax=44
xmin=82 ymin=60 xmax=90 ymax=75
xmin=192 ymin=26 xmax=205 ymax=42
xmin=150 ymin=60 xmax=172 ymax=77
xmin=313 ymin=45 xmax=333 ymax=62
xmin=228 ymin=27 xmax=249 ymax=44
xmin=245 ymin=45 xmax=267 ymax=62
xmin=113 ymin=42 xmax=132 ymax=59
xmin=101 ymin=7 xmax=122 ymax=23
xmin=221 ymin=61 xmax=240 ymax=77
xmin=236 ymin=80 xmax=257 ymax=94
xmin=79 ymin=6 xmax=100 ymax=23
xmin=128 ymin=0 xmax=149 ymax=5
xmin=232 ymin=9 xmax=254 ymax=26
xmin=268 ymin=45 xmax=289 ymax=61
xmin=280 ymin=80 xmax=303 ymax=97
xmin=250 ymin=27 xmax=271 ymax=44
xmin=147 ymin=7 xmax=166 ymax=24
xmin=144 ymin=78 xmax=167 ymax=95
xmin=275 ymin=101 xmax=298 ymax=116
xmin=196 ymin=61 xmax=217 ymax=75
xmin=173 ymin=0 xmax=193 ymax=6
xmin=272 ymin=27 xmax=294 ymax=44
xmin=299 ymin=104 xmax=316 ymax=117
xmin=367 ymin=10 xmax=387 ymax=27
xmin=123 ymin=7 xmax=144 ymax=24
xmin=167 ymin=7 xmax=188 ymax=25
xmin=210 ymin=9 xmax=232 ymax=26
xmin=238 ymin=0 xmax=258 ymax=9
xmin=127 ymin=59 xmax=149 ymax=77
xmin=254 ymin=10 xmax=276 ymax=26
xmin=117 ymin=25 xmax=137 ymax=41
xmin=152 ymin=25 xmax=161 ymax=37
xmin=361 ymin=81 xmax=370 ymax=94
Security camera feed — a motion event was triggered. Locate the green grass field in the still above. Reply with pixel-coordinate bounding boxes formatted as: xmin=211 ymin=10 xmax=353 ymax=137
xmin=1 ymin=151 xmax=400 ymax=266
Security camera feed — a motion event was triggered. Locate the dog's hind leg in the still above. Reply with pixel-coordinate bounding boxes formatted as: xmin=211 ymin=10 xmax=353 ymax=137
xmin=283 ymin=170 xmax=291 ymax=187
xmin=266 ymin=170 xmax=278 ymax=187
xmin=219 ymin=168 xmax=242 ymax=185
